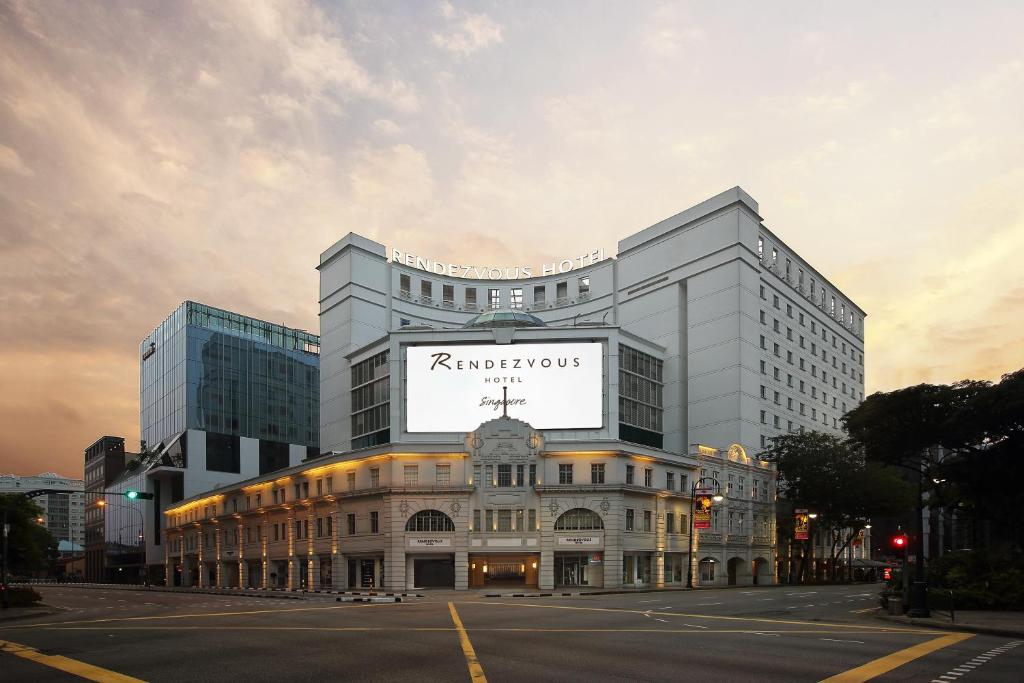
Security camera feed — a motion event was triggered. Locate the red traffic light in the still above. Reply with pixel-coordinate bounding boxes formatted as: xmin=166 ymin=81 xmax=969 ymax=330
xmin=891 ymin=534 xmax=907 ymax=548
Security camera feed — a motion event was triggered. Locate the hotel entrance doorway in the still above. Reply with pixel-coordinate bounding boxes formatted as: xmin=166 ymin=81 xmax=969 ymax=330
xmin=469 ymin=554 xmax=539 ymax=588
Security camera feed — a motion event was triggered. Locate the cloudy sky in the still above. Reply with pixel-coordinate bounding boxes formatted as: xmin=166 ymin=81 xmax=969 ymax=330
xmin=1 ymin=1 xmax=1022 ymax=478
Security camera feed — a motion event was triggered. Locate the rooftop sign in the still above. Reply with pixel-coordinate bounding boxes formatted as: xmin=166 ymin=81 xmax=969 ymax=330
xmin=390 ymin=248 xmax=606 ymax=280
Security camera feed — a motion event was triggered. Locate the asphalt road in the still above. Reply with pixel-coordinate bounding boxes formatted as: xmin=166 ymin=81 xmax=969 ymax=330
xmin=0 ymin=584 xmax=1021 ymax=682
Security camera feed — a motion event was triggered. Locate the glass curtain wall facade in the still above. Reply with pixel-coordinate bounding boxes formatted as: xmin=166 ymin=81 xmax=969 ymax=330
xmin=351 ymin=350 xmax=390 ymax=450
xmin=141 ymin=302 xmax=320 ymax=451
xmin=618 ymin=344 xmax=664 ymax=449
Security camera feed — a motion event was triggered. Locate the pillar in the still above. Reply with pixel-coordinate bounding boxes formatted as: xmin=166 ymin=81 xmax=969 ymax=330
xmin=286 ymin=510 xmax=296 ymax=590
xmin=214 ymin=525 xmax=223 ymax=588
xmin=539 ymin=549 xmax=554 ymax=590
xmin=197 ymin=528 xmax=208 ymax=588
xmin=261 ymin=513 xmax=270 ymax=589
xmin=238 ymin=521 xmax=246 ymax=588
xmin=308 ymin=553 xmax=319 ymax=590
xmin=331 ymin=509 xmax=344 ymax=591
xmin=454 ymin=550 xmax=469 ymax=591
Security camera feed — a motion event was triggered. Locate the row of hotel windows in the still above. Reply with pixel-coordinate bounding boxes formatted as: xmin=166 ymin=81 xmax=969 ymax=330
xmin=758 ymin=342 xmax=862 ymax=403
xmin=760 ymin=310 xmax=862 ymax=374
xmin=399 ymin=273 xmax=591 ymax=310
xmin=618 ymin=345 xmax=664 ymax=448
xmin=758 ymin=237 xmax=861 ymax=335
xmin=759 ymin=290 xmax=863 ymax=363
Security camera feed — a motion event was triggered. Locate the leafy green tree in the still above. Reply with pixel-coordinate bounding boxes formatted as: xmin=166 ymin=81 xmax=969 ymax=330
xmin=844 ymin=369 xmax=1024 ymax=551
xmin=1 ymin=494 xmax=59 ymax=577
xmin=761 ymin=431 xmax=913 ymax=581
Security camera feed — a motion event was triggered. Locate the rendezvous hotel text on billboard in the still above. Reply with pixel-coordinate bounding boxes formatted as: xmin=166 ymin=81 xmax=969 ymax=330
xmin=160 ymin=187 xmax=866 ymax=592
xmin=406 ymin=343 xmax=603 ymax=432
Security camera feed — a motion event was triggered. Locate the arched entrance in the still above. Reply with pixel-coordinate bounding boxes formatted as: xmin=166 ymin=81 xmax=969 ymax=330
xmin=727 ymin=557 xmax=746 ymax=586
xmin=752 ymin=557 xmax=768 ymax=585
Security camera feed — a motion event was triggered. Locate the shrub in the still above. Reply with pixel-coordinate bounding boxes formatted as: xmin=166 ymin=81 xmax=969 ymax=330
xmin=928 ymin=548 xmax=1024 ymax=610
xmin=3 ymin=585 xmax=42 ymax=607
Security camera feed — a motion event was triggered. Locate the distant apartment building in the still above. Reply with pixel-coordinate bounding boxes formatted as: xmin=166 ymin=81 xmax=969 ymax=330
xmin=135 ymin=301 xmax=320 ymax=579
xmin=84 ymin=435 xmax=133 ymax=581
xmin=0 ymin=472 xmax=85 ymax=551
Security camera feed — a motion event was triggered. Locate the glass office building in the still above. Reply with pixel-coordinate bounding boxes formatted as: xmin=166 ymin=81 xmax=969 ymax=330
xmin=141 ymin=301 xmax=320 ymax=452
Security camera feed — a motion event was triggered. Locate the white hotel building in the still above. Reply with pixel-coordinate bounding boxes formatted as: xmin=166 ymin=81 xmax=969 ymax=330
xmin=162 ymin=187 xmax=865 ymax=592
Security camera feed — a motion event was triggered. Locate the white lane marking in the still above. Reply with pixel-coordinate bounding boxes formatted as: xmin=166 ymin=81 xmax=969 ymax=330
xmin=683 ymin=623 xmax=708 ymax=629
xmin=638 ymin=599 xmax=658 ymax=603
xmin=758 ymin=598 xmax=774 ymax=602
xmin=696 ymin=602 xmax=723 ymax=606
xmin=655 ymin=618 xmax=668 ymax=623
xmin=660 ymin=606 xmax=673 ymax=610
xmin=820 ymin=638 xmax=865 ymax=644
xmin=751 ymin=632 xmax=779 ymax=637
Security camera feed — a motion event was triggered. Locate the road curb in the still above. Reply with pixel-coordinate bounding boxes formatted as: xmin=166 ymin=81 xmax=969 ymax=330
xmin=0 ymin=606 xmax=63 ymax=623
xmin=874 ymin=613 xmax=1024 ymax=638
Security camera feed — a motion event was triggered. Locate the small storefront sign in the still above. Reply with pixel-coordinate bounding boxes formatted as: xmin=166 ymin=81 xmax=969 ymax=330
xmin=556 ymin=536 xmax=601 ymax=546
xmin=590 ymin=553 xmax=602 ymax=564
xmin=408 ymin=538 xmax=452 ymax=548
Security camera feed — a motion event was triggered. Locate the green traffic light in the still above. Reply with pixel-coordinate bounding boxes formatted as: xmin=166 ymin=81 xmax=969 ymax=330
xmin=125 ymin=490 xmax=139 ymax=499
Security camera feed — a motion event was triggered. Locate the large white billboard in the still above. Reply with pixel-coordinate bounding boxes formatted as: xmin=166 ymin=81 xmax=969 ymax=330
xmin=406 ymin=343 xmax=603 ymax=432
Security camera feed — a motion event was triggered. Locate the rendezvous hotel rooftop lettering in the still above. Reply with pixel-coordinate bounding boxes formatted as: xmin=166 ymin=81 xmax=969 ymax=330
xmin=390 ymin=247 xmax=606 ymax=279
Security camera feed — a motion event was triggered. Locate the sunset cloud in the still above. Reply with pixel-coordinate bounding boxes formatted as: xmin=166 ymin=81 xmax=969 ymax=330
xmin=1 ymin=2 xmax=1022 ymax=478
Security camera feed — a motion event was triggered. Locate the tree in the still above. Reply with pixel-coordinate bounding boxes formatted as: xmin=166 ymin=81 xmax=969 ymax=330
xmin=761 ymin=431 xmax=913 ymax=581
xmin=1 ymin=494 xmax=59 ymax=578
xmin=844 ymin=370 xmax=1024 ymax=551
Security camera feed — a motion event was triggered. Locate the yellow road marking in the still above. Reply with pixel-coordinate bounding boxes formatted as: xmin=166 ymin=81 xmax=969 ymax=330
xmin=468 ymin=601 xmax=937 ymax=634
xmin=448 ymin=602 xmax=487 ymax=682
xmin=850 ymin=607 xmax=879 ymax=614
xmin=819 ymin=632 xmax=974 ymax=682
xmin=0 ymin=601 xmax=392 ymax=629
xmin=0 ymin=638 xmax=145 ymax=683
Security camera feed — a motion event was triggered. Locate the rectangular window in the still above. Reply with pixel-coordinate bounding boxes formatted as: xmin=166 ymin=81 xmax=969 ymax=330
xmin=666 ymin=512 xmax=675 ymax=534
xmin=496 ymin=510 xmax=512 ymax=532
xmin=465 ymin=288 xmax=477 ymax=307
xmin=643 ymin=510 xmax=652 ymax=532
xmin=442 ymin=284 xmax=455 ymax=305
xmin=404 ymin=465 xmax=418 ymax=486
xmin=510 ymin=288 xmax=523 ymax=310
xmin=488 ymin=288 xmax=500 ymax=309
xmin=473 ymin=509 xmax=481 ymax=531
xmin=528 ymin=508 xmax=537 ymax=531
xmin=347 ymin=471 xmax=355 ymax=491
xmin=370 ymin=511 xmax=379 ymax=534
xmin=591 ymin=463 xmax=605 ymax=484
xmin=515 ymin=508 xmax=524 ymax=531
xmin=625 ymin=508 xmax=635 ymax=531
xmin=528 ymin=464 xmax=536 ymax=486
xmin=399 ymin=273 xmax=411 ymax=295
xmin=533 ymin=286 xmax=546 ymax=306
xmin=556 ymin=281 xmax=567 ymax=300
xmin=644 ymin=468 xmax=652 ymax=487
xmin=485 ymin=509 xmax=494 ymax=531
xmin=497 ymin=464 xmax=512 ymax=487
xmin=559 ymin=464 xmax=573 ymax=484
xmin=626 ymin=464 xmax=635 ymax=485
xmin=484 ymin=464 xmax=493 ymax=487
xmin=316 ymin=517 xmax=323 ymax=538
xmin=347 ymin=513 xmax=356 ymax=535
xmin=578 ymin=276 xmax=590 ymax=295
xmin=516 ymin=464 xmax=525 ymax=487
xmin=436 ymin=463 xmax=451 ymax=486
xmin=420 ymin=280 xmax=432 ymax=301
xmin=666 ymin=472 xmax=675 ymax=490
xmin=370 ymin=467 xmax=379 ymax=488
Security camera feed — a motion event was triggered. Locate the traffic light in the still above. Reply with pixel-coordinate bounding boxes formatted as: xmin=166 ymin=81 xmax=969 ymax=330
xmin=124 ymin=490 xmax=154 ymax=500
xmin=891 ymin=533 xmax=908 ymax=550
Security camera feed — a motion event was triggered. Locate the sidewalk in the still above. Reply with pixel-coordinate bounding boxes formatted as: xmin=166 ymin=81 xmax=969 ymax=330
xmin=876 ymin=610 xmax=1024 ymax=638
xmin=0 ymin=605 xmax=62 ymax=623
xmin=15 ymin=583 xmax=410 ymax=603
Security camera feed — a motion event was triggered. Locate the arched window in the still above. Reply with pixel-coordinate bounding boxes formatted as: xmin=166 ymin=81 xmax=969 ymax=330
xmin=405 ymin=509 xmax=455 ymax=532
xmin=554 ymin=508 xmax=604 ymax=531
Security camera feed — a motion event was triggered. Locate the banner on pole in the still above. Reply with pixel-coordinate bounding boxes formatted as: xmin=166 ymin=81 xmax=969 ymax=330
xmin=694 ymin=488 xmax=714 ymax=530
xmin=794 ymin=512 xmax=809 ymax=540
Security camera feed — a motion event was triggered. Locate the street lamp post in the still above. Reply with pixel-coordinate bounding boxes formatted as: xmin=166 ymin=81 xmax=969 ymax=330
xmin=807 ymin=513 xmax=818 ymax=584
xmin=686 ymin=477 xmax=724 ymax=589
xmin=908 ymin=466 xmax=931 ymax=618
